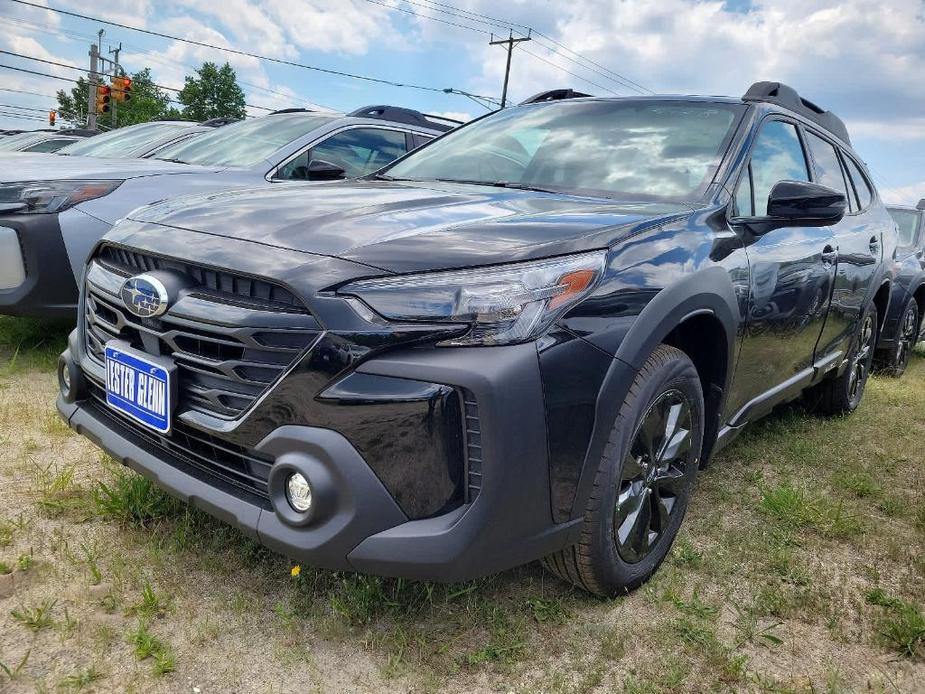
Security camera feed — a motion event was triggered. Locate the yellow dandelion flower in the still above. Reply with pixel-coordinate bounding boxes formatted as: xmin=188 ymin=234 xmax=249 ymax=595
xmin=291 ymin=565 xmax=301 ymax=577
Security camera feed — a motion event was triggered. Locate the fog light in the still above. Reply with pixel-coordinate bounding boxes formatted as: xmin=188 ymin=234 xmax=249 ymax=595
xmin=61 ymin=363 xmax=71 ymax=392
xmin=285 ymin=472 xmax=313 ymax=513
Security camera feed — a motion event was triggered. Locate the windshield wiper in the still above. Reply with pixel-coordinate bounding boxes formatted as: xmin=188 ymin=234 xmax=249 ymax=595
xmin=158 ymin=157 xmax=189 ymax=165
xmin=434 ymin=178 xmax=566 ymax=195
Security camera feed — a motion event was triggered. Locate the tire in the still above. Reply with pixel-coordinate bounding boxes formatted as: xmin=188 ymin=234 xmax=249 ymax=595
xmin=878 ymin=299 xmax=920 ymax=378
xmin=806 ymin=303 xmax=878 ymax=415
xmin=542 ymin=345 xmax=704 ymax=597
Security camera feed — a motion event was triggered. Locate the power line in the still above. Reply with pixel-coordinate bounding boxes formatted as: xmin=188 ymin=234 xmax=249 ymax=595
xmin=0 ymin=63 xmax=80 ymax=83
xmin=0 ymin=13 xmax=332 ymax=111
xmin=518 ymin=46 xmax=620 ymax=97
xmin=0 ymin=86 xmax=59 ymax=99
xmin=8 ymin=0 xmax=499 ymax=103
xmin=358 ymin=0 xmax=652 ymax=100
xmin=392 ymin=0 xmax=653 ymax=95
xmin=0 ymin=102 xmax=51 ymax=112
xmin=359 ymin=0 xmax=491 ymax=35
xmin=0 ymin=49 xmax=276 ymax=111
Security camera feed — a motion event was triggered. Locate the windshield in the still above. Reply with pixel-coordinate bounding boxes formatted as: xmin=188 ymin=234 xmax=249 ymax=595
xmin=151 ymin=113 xmax=337 ymax=167
xmin=387 ymin=100 xmax=744 ymax=200
xmin=58 ymin=122 xmax=193 ymax=158
xmin=889 ymin=208 xmax=922 ymax=247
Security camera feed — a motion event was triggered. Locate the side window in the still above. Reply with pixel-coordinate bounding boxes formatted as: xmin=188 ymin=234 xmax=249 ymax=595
xmin=843 ymin=156 xmax=873 ymax=211
xmin=737 ymin=120 xmax=810 ymax=216
xmin=411 ymin=133 xmax=433 ymax=150
xmin=276 ymin=128 xmax=408 ymax=180
xmin=804 ymin=131 xmax=851 ymax=203
xmin=890 ymin=209 xmax=921 ymax=249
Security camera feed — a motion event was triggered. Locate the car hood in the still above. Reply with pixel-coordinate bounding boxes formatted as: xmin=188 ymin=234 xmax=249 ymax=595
xmin=0 ymin=152 xmax=221 ymax=183
xmin=128 ymin=180 xmax=695 ymax=273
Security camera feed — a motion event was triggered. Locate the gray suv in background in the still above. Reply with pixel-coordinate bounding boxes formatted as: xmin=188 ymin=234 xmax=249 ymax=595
xmin=0 ymin=106 xmax=456 ymax=318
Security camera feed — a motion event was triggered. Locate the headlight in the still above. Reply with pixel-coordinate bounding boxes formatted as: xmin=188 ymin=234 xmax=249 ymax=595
xmin=340 ymin=251 xmax=607 ymax=346
xmin=0 ymin=180 xmax=123 ymax=214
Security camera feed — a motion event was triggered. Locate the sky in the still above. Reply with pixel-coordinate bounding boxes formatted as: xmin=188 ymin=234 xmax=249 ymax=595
xmin=0 ymin=0 xmax=923 ymax=203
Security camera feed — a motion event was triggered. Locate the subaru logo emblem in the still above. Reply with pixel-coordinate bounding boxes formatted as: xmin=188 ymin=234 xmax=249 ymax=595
xmin=120 ymin=274 xmax=169 ymax=318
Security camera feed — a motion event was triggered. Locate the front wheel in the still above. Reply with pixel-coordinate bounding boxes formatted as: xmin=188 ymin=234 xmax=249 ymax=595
xmin=542 ymin=345 xmax=704 ymax=597
xmin=806 ymin=303 xmax=878 ymax=415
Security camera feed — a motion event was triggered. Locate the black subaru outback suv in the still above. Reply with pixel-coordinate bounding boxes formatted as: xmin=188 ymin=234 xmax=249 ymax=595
xmin=57 ymin=82 xmax=896 ymax=596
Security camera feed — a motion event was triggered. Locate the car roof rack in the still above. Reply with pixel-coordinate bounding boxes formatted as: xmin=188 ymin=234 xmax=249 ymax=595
xmin=199 ymin=117 xmax=240 ymax=127
xmin=269 ymin=108 xmax=316 ymax=115
xmin=520 ymin=89 xmax=593 ymax=105
xmin=743 ymin=81 xmax=851 ymax=145
xmin=347 ymin=105 xmax=455 ymax=132
xmin=917 ymin=199 xmax=925 ymax=211
xmin=58 ymin=128 xmax=98 ymax=137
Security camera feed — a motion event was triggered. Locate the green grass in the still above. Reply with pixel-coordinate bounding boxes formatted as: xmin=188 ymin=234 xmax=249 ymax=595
xmin=0 ymin=316 xmax=70 ymax=374
xmin=11 ymin=600 xmax=56 ymax=631
xmin=866 ymin=589 xmax=925 ymax=659
xmin=127 ymin=581 xmax=168 ymax=619
xmin=94 ymin=466 xmax=181 ymax=526
xmin=57 ymin=665 xmax=104 ymax=691
xmin=759 ymin=481 xmax=863 ymax=538
xmin=127 ymin=620 xmax=176 ymax=675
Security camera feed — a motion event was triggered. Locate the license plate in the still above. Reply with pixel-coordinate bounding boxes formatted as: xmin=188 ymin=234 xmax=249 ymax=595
xmin=105 ymin=342 xmax=176 ymax=434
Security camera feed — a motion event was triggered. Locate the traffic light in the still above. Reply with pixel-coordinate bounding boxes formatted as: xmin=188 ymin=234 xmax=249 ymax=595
xmin=111 ymin=76 xmax=132 ymax=103
xmin=48 ymin=110 xmax=56 ymax=127
xmin=95 ymin=84 xmax=111 ymax=114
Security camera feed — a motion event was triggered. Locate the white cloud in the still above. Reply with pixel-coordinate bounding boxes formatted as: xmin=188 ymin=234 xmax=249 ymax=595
xmin=880 ymin=181 xmax=925 ymax=206
xmin=464 ymin=0 xmax=925 ymax=141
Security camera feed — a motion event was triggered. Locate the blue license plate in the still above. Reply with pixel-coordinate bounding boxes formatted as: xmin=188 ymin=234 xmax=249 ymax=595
xmin=105 ymin=343 xmax=175 ymax=434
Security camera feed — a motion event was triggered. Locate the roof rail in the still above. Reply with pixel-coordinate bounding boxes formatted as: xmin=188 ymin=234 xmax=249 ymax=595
xmin=743 ymin=81 xmax=851 ymax=145
xmin=58 ymin=128 xmax=98 ymax=137
xmin=520 ymin=89 xmax=593 ymax=105
xmin=347 ymin=105 xmax=455 ymax=132
xmin=917 ymin=199 xmax=925 ymax=211
xmin=423 ymin=112 xmax=465 ymax=126
xmin=199 ymin=117 xmax=240 ymax=127
xmin=269 ymin=108 xmax=315 ymax=115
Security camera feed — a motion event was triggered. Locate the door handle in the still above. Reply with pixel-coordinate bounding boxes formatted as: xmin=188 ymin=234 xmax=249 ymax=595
xmin=821 ymin=245 xmax=838 ymax=265
xmin=869 ymin=236 xmax=880 ymax=257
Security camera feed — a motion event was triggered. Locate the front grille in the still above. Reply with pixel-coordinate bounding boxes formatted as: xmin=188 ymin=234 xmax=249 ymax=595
xmin=461 ymin=390 xmax=482 ymax=502
xmin=83 ymin=251 xmax=322 ymax=419
xmin=98 ymin=245 xmax=303 ymax=310
xmin=87 ymin=384 xmax=272 ymax=504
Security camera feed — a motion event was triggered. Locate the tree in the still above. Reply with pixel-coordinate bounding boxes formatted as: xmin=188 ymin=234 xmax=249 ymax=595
xmin=55 ymin=68 xmax=177 ymax=128
xmin=177 ymin=62 xmax=246 ymax=122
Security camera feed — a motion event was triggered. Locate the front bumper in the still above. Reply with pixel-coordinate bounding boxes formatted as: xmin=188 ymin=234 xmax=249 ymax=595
xmin=58 ymin=339 xmax=582 ymax=581
xmin=0 ymin=214 xmax=77 ymax=318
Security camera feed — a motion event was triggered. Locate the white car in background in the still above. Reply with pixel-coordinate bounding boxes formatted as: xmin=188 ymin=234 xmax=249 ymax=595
xmin=0 ymin=105 xmax=456 ymax=318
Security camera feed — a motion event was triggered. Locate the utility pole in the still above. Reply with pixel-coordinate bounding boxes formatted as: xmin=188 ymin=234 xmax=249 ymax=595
xmin=109 ymin=43 xmax=121 ymax=127
xmin=489 ymin=30 xmax=531 ymax=108
xmin=86 ymin=42 xmax=98 ymax=130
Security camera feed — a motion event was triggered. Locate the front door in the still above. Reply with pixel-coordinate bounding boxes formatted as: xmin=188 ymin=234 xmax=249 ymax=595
xmin=726 ymin=119 xmax=837 ymax=422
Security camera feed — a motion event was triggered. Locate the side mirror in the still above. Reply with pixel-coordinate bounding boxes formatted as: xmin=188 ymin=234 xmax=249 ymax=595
xmin=765 ymin=180 xmax=847 ymax=227
xmin=307 ymin=159 xmax=346 ymax=181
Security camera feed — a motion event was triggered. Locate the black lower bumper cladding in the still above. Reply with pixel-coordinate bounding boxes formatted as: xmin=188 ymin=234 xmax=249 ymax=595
xmin=57 ymin=341 xmax=582 ymax=581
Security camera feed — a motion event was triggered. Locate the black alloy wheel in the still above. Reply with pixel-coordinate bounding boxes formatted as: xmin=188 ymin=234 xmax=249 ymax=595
xmin=542 ymin=344 xmax=704 ymax=597
xmin=615 ymin=389 xmax=693 ymax=564
xmin=848 ymin=311 xmax=876 ymax=402
xmin=807 ymin=302 xmax=878 ymax=416
xmin=889 ymin=301 xmax=920 ymax=377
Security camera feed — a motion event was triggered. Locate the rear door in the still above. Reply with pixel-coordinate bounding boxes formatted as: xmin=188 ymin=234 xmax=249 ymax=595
xmin=805 ymin=133 xmax=881 ymax=362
